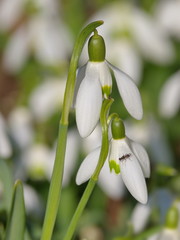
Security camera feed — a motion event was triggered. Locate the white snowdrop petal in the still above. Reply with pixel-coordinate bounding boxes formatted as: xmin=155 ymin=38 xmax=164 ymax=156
xmin=0 ymin=114 xmax=12 ymax=158
xmin=73 ymin=63 xmax=87 ymax=108
xmin=76 ymin=147 xmax=101 ymax=185
xmin=99 ymin=160 xmax=125 ymax=199
xmin=3 ymin=26 xmax=29 ymax=73
xmin=130 ymin=141 xmax=150 ymax=178
xmin=62 ymin=129 xmax=80 ymax=187
xmin=76 ymin=69 xmax=102 ymax=138
xmin=108 ymin=62 xmax=143 ymax=120
xmin=8 ymin=107 xmax=34 ymax=149
xmin=131 ymin=203 xmax=151 ymax=233
xmin=159 ymin=71 xmax=180 ymax=118
xmin=119 ymin=155 xmax=147 ymax=204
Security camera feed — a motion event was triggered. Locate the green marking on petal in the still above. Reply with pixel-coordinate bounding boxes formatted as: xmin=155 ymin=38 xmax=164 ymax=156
xmin=109 ymin=160 xmax=120 ymax=174
xmin=102 ymin=85 xmax=112 ymax=98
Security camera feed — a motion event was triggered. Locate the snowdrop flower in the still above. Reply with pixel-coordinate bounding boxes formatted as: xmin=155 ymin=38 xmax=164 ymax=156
xmin=0 ymin=113 xmax=12 ymax=158
xmin=76 ymin=118 xmax=150 ymax=204
xmin=155 ymin=0 xmax=180 ymax=40
xmin=8 ymin=107 xmax=34 ymax=149
xmin=159 ymin=70 xmax=180 ymax=118
xmin=149 ymin=205 xmax=180 ymax=240
xmin=2 ymin=6 xmax=72 ymax=73
xmin=80 ymin=2 xmax=174 ymax=85
xmin=20 ymin=143 xmax=52 ymax=181
xmin=29 ymin=77 xmax=66 ymax=122
xmin=75 ymin=31 xmax=143 ymax=138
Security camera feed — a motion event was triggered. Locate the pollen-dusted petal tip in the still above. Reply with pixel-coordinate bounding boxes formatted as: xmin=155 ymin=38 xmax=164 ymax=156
xmin=75 ymin=71 xmax=102 ymax=138
xmin=108 ymin=62 xmax=143 ymax=120
xmin=76 ymin=147 xmax=100 ymax=185
xmin=130 ymin=141 xmax=150 ymax=178
xmin=119 ymin=156 xmax=148 ymax=204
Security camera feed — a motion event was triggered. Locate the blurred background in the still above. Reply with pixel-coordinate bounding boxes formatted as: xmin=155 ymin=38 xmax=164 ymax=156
xmin=0 ymin=0 xmax=180 ymax=239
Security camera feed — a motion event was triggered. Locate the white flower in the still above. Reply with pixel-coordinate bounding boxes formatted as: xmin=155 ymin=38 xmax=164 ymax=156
xmin=75 ymin=61 xmax=143 ymax=138
xmin=157 ymin=228 xmax=180 ymax=240
xmin=155 ymin=0 xmax=180 ymax=40
xmin=20 ymin=144 xmax=52 ymax=181
xmin=76 ymin=137 xmax=150 ymax=204
xmin=0 ymin=113 xmax=12 ymax=158
xmin=8 ymin=107 xmax=34 ymax=149
xmin=159 ymin=70 xmax=180 ymax=118
xmin=29 ymin=77 xmax=66 ymax=122
xmin=2 ymin=14 xmax=72 ymax=73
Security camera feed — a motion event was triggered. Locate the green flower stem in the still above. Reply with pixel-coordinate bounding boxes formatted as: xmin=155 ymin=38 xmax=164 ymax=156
xmin=64 ymin=98 xmax=113 ymax=240
xmin=40 ymin=20 xmax=103 ymax=240
xmin=107 ymin=113 xmax=119 ymax=125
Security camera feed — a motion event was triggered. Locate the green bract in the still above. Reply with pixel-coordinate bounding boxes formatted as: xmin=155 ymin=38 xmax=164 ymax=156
xmin=111 ymin=118 xmax=125 ymax=140
xmin=88 ymin=30 xmax=106 ymax=62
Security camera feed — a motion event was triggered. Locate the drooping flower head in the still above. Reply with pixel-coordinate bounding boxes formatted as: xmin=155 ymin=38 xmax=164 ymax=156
xmin=76 ymin=118 xmax=150 ymax=204
xmin=75 ymin=30 xmax=143 ymax=138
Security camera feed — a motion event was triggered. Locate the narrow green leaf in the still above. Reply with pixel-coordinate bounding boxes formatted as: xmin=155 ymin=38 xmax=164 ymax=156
xmin=5 ymin=180 xmax=26 ymax=240
xmin=0 ymin=158 xmax=13 ymax=212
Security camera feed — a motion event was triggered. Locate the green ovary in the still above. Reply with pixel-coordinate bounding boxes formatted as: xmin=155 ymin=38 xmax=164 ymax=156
xmin=109 ymin=160 xmax=120 ymax=174
xmin=102 ymin=85 xmax=112 ymax=97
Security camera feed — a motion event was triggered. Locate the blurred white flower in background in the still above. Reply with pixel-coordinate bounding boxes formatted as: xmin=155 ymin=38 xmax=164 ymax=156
xmin=125 ymin=116 xmax=174 ymax=165
xmin=23 ymin=184 xmax=42 ymax=216
xmin=8 ymin=107 xmax=34 ymax=149
xmin=1 ymin=0 xmax=72 ymax=73
xmin=130 ymin=202 xmax=151 ymax=234
xmin=0 ymin=0 xmax=24 ymax=31
xmin=29 ymin=77 xmax=66 ymax=122
xmin=81 ymin=2 xmax=175 ymax=84
xmin=155 ymin=0 xmax=180 ymax=40
xmin=20 ymin=143 xmax=52 ymax=181
xmin=159 ymin=70 xmax=180 ymax=118
xmin=0 ymin=113 xmax=12 ymax=158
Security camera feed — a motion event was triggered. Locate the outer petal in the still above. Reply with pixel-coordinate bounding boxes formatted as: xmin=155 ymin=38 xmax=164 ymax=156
xmin=73 ymin=63 xmax=87 ymax=108
xmin=76 ymin=64 xmax=102 ymax=138
xmin=62 ymin=129 xmax=80 ymax=187
xmin=118 ymin=139 xmax=147 ymax=204
xmin=130 ymin=140 xmax=150 ymax=178
xmin=76 ymin=147 xmax=100 ymax=185
xmin=99 ymin=159 xmax=125 ymax=199
xmin=108 ymin=62 xmax=143 ymax=120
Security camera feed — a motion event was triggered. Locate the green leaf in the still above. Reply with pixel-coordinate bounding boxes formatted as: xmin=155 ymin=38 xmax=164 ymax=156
xmin=5 ymin=180 xmax=26 ymax=240
xmin=0 ymin=159 xmax=13 ymax=212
